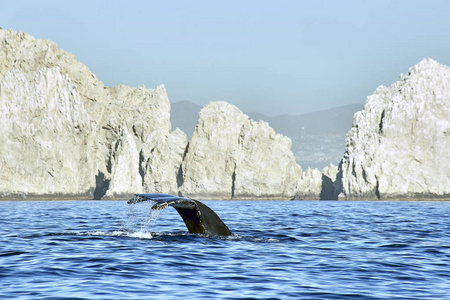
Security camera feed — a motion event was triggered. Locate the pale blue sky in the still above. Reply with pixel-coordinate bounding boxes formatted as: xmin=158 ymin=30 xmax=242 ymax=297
xmin=1 ymin=0 xmax=449 ymax=116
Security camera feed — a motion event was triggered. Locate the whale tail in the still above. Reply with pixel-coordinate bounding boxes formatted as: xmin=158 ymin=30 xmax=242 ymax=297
xmin=128 ymin=194 xmax=232 ymax=236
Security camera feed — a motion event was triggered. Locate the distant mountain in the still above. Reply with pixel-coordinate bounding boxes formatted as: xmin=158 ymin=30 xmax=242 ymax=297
xmin=171 ymin=101 xmax=364 ymax=169
xmin=247 ymin=104 xmax=363 ymax=136
xmin=246 ymin=104 xmax=364 ymax=170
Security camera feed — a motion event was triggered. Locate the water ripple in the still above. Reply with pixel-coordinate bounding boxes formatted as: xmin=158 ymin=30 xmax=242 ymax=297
xmin=1 ymin=200 xmax=450 ymax=299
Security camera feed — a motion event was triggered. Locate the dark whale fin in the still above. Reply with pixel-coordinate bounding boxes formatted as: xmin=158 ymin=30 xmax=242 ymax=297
xmin=128 ymin=193 xmax=232 ymax=236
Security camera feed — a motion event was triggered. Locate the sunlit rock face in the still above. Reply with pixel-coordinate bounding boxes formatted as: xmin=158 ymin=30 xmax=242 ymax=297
xmin=338 ymin=59 xmax=450 ymax=200
xmin=0 ymin=67 xmax=95 ymax=198
xmin=0 ymin=29 xmax=186 ymax=199
xmin=101 ymin=84 xmax=186 ymax=199
xmin=179 ymin=101 xmax=302 ymax=199
xmin=295 ymin=168 xmax=323 ymax=200
xmin=293 ymin=164 xmax=339 ymax=200
xmin=0 ymin=29 xmax=109 ymax=117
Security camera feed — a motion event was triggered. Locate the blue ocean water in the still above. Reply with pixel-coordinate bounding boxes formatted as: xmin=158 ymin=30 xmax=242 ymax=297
xmin=1 ymin=200 xmax=449 ymax=299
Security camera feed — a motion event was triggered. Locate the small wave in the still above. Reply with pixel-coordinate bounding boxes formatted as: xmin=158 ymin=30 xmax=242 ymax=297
xmin=25 ymin=230 xmax=155 ymax=240
xmin=379 ymin=243 xmax=410 ymax=248
xmin=0 ymin=250 xmax=28 ymax=257
xmin=125 ymin=231 xmax=153 ymax=239
xmin=81 ymin=230 xmax=154 ymax=239
xmin=223 ymin=233 xmax=291 ymax=243
xmin=22 ymin=230 xmax=294 ymax=243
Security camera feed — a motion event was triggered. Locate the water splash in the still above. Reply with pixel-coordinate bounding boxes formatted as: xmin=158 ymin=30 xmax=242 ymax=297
xmin=75 ymin=230 xmax=154 ymax=239
xmin=122 ymin=200 xmax=161 ymax=238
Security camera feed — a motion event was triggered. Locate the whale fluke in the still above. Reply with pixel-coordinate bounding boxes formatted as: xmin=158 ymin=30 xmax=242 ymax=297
xmin=128 ymin=193 xmax=232 ymax=236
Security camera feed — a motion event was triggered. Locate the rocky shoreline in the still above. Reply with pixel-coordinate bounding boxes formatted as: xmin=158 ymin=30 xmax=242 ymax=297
xmin=1 ymin=29 xmax=449 ymax=200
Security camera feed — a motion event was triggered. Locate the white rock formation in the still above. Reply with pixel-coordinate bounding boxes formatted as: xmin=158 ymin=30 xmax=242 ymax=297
xmin=323 ymin=163 xmax=339 ymax=183
xmin=0 ymin=29 xmax=186 ymax=199
xmin=103 ymin=84 xmax=187 ymax=198
xmin=0 ymin=67 xmax=97 ymax=198
xmin=179 ymin=102 xmax=302 ymax=199
xmin=294 ymin=164 xmax=339 ymax=200
xmin=0 ymin=28 xmax=319 ymax=200
xmin=295 ymin=168 xmax=323 ymax=200
xmin=104 ymin=127 xmax=143 ymax=198
xmin=339 ymin=59 xmax=450 ymax=199
xmin=0 ymin=29 xmax=108 ymax=117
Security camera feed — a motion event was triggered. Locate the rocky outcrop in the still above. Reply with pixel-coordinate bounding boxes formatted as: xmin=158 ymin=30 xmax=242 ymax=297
xmin=0 ymin=29 xmax=302 ymax=200
xmin=338 ymin=59 xmax=450 ymax=200
xmin=321 ymin=163 xmax=339 ymax=199
xmin=294 ymin=164 xmax=339 ymax=200
xmin=0 ymin=67 xmax=95 ymax=198
xmin=101 ymin=84 xmax=187 ymax=198
xmin=179 ymin=102 xmax=302 ymax=199
xmin=0 ymin=29 xmax=186 ymax=199
xmin=5 ymin=30 xmax=449 ymax=200
xmin=295 ymin=168 xmax=323 ymax=200
xmin=0 ymin=29 xmax=108 ymax=118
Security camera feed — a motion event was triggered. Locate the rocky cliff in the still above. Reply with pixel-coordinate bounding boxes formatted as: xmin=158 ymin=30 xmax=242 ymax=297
xmin=337 ymin=59 xmax=450 ymax=200
xmin=0 ymin=29 xmax=303 ymax=200
xmin=0 ymin=67 xmax=95 ymax=198
xmin=179 ymin=102 xmax=302 ymax=199
xmin=0 ymin=29 xmax=185 ymax=199
xmin=100 ymin=84 xmax=187 ymax=198
xmin=294 ymin=164 xmax=338 ymax=200
xmin=7 ymin=29 xmax=447 ymax=200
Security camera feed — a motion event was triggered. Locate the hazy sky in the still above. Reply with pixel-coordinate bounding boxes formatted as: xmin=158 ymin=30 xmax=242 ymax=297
xmin=1 ymin=0 xmax=450 ymax=116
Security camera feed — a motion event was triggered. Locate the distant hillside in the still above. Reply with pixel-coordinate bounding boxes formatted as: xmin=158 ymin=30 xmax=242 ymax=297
xmin=246 ymin=104 xmax=363 ymax=136
xmin=171 ymin=101 xmax=364 ymax=169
